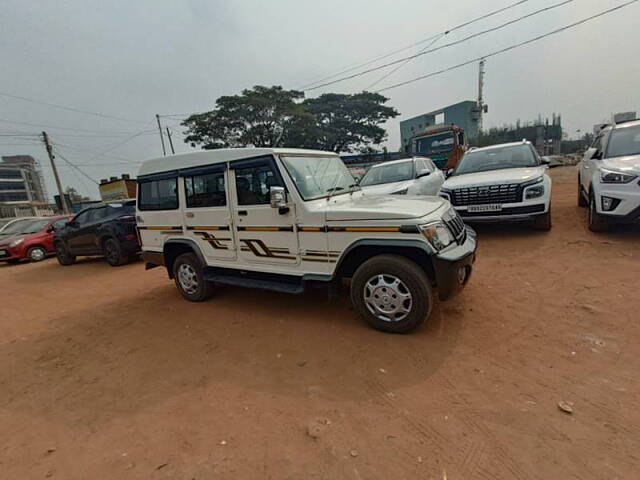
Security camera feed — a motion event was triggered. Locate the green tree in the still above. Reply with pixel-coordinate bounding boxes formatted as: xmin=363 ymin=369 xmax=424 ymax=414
xmin=302 ymin=92 xmax=399 ymax=152
xmin=182 ymin=85 xmax=307 ymax=149
xmin=64 ymin=186 xmax=88 ymax=203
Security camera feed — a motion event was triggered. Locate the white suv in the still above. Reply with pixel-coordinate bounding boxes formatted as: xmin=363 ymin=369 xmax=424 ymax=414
xmin=136 ymin=148 xmax=477 ymax=333
xmin=440 ymin=141 xmax=553 ymax=230
xmin=578 ymin=120 xmax=640 ymax=232
xmin=358 ymin=157 xmax=445 ymax=196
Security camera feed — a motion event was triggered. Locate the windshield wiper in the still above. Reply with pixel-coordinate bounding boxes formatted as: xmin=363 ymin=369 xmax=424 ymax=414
xmin=327 ymin=186 xmax=344 ymax=193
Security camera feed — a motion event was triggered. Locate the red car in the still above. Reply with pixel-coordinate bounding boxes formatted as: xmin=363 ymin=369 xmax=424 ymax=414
xmin=0 ymin=216 xmax=71 ymax=263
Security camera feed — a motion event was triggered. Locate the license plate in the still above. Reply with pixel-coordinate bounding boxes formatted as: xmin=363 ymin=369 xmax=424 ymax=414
xmin=467 ymin=204 xmax=503 ymax=213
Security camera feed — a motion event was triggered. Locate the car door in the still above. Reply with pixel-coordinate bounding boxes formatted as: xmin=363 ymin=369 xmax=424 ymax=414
xmin=415 ymin=158 xmax=444 ymax=195
xmin=229 ymin=155 xmax=299 ymax=266
xmin=76 ymin=207 xmax=108 ymax=254
xmin=182 ymin=164 xmax=236 ymax=262
xmin=65 ymin=210 xmax=92 ymax=254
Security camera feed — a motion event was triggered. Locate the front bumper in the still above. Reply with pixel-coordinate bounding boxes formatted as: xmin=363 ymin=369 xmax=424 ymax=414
xmin=0 ymin=245 xmax=25 ymax=262
xmin=456 ymin=204 xmax=547 ymax=223
xmin=432 ymin=226 xmax=477 ymax=301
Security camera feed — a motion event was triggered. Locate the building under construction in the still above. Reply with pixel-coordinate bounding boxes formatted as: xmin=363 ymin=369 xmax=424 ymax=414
xmin=475 ymin=114 xmax=563 ymax=155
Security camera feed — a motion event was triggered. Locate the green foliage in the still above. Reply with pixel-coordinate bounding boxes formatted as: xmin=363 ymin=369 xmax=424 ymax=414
xmin=182 ymin=86 xmax=399 ymax=153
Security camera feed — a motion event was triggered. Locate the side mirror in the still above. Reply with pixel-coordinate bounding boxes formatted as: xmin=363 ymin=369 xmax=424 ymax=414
xmin=540 ymin=157 xmax=551 ymax=165
xmin=269 ymin=186 xmax=287 ymax=209
xmin=446 ymin=169 xmax=454 ymax=178
xmin=66 ymin=220 xmax=78 ymax=228
xmin=585 ymin=147 xmax=601 ymax=160
xmin=46 ymin=226 xmax=55 ymax=233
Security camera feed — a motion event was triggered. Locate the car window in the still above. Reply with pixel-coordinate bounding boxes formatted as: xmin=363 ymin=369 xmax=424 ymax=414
xmin=52 ymin=218 xmax=68 ymax=230
xmin=138 ymin=178 xmax=178 ymax=211
xmin=592 ymin=134 xmax=604 ymax=154
xmin=185 ymin=172 xmax=227 ymax=208
xmin=454 ymin=145 xmax=538 ymax=175
xmin=360 ymin=161 xmax=414 ymax=186
xmin=235 ymin=164 xmax=282 ymax=205
xmin=0 ymin=219 xmax=35 ymax=234
xmin=280 ymin=155 xmax=355 ymax=201
xmin=606 ymin=125 xmax=640 ymax=158
xmin=22 ymin=219 xmax=50 ymax=233
xmin=73 ymin=210 xmax=91 ymax=226
xmin=416 ymin=158 xmax=434 ymax=174
xmin=106 ymin=203 xmax=135 ymax=217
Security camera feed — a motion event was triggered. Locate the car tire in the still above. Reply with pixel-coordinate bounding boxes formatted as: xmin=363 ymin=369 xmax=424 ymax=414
xmin=351 ymin=254 xmax=433 ymax=334
xmin=27 ymin=246 xmax=47 ymax=262
xmin=532 ymin=209 xmax=552 ymax=231
xmin=173 ymin=252 xmax=214 ymax=302
xmin=55 ymin=242 xmax=76 ymax=266
xmin=103 ymin=238 xmax=128 ymax=267
xmin=588 ymin=192 xmax=609 ymax=232
xmin=577 ymin=177 xmax=588 ymax=207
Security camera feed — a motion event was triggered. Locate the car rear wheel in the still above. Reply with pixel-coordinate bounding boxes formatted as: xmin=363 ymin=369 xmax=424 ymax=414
xmin=55 ymin=242 xmax=76 ymax=266
xmin=104 ymin=238 xmax=129 ymax=266
xmin=27 ymin=246 xmax=47 ymax=262
xmin=173 ymin=252 xmax=214 ymax=302
xmin=588 ymin=192 xmax=609 ymax=232
xmin=351 ymin=254 xmax=433 ymax=333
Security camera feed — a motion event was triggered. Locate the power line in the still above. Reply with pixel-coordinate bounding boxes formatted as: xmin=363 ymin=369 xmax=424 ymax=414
xmin=51 ymin=147 xmax=99 ymax=185
xmin=298 ymin=0 xmax=531 ymax=90
xmin=0 ymin=92 xmax=148 ymax=125
xmin=375 ymin=0 xmax=639 ymax=93
xmin=0 ymin=117 xmax=143 ymax=134
xmin=305 ymin=0 xmax=574 ymax=92
xmin=51 ymin=141 xmax=137 ymax=163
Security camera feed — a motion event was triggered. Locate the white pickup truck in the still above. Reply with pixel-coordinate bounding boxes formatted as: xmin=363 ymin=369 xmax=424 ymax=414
xmin=136 ymin=148 xmax=477 ymax=333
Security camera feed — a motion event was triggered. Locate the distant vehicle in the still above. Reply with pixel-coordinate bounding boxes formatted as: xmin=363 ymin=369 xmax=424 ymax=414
xmin=359 ymin=157 xmax=445 ymax=196
xmin=407 ymin=124 xmax=467 ymax=170
xmin=578 ymin=119 xmax=640 ymax=231
xmin=0 ymin=216 xmax=70 ymax=263
xmin=441 ymin=141 xmax=553 ymax=230
xmin=53 ymin=200 xmax=140 ymax=266
xmin=0 ymin=217 xmax=38 ymax=239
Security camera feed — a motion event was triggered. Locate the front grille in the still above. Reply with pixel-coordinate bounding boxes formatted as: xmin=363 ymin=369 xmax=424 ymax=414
xmin=450 ymin=183 xmax=521 ymax=206
xmin=443 ymin=209 xmax=466 ymax=243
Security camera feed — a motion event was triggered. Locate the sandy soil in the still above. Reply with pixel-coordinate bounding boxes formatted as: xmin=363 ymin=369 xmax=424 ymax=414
xmin=1 ymin=166 xmax=639 ymax=480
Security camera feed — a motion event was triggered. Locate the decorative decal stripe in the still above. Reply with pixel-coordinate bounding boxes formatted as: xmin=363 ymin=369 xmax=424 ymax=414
xmin=299 ymin=226 xmax=325 ymax=232
xmin=186 ymin=226 xmax=230 ymax=231
xmin=237 ymin=226 xmax=294 ymax=232
xmin=240 ymin=239 xmax=295 ymax=260
xmin=330 ymin=226 xmax=401 ymax=233
xmin=302 ymin=257 xmax=337 ymax=263
xmin=138 ymin=226 xmax=182 ymax=231
xmin=194 ymin=232 xmax=230 ymax=250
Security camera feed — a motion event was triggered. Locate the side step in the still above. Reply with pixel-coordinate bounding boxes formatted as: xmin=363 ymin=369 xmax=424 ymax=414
xmin=203 ymin=269 xmax=304 ymax=294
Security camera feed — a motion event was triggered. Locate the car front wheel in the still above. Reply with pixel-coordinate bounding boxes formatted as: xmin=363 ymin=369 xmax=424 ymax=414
xmin=27 ymin=246 xmax=47 ymax=262
xmin=351 ymin=254 xmax=433 ymax=333
xmin=588 ymin=192 xmax=609 ymax=232
xmin=173 ymin=252 xmax=214 ymax=302
xmin=55 ymin=242 xmax=76 ymax=266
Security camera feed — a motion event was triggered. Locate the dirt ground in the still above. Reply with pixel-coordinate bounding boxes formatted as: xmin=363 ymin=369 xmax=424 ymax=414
xmin=1 ymin=166 xmax=639 ymax=480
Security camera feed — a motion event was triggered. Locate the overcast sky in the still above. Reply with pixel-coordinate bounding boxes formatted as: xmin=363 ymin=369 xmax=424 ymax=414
xmin=1 ymin=0 xmax=639 ymax=200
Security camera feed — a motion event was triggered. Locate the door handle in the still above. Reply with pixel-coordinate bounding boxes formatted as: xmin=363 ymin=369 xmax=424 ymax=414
xmin=238 ymin=210 xmax=248 ymax=216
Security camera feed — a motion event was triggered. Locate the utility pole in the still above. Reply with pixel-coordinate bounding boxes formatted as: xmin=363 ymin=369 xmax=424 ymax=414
xmin=477 ymin=58 xmax=486 ymax=134
xmin=166 ymin=127 xmax=175 ymax=154
xmin=156 ymin=114 xmax=167 ymax=156
xmin=42 ymin=131 xmax=71 ymax=214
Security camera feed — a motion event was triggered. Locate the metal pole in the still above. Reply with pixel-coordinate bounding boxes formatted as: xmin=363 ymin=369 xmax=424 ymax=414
xmin=166 ymin=127 xmax=175 ymax=154
xmin=156 ymin=114 xmax=167 ymax=156
xmin=477 ymin=58 xmax=486 ymax=133
xmin=42 ymin=131 xmax=71 ymax=214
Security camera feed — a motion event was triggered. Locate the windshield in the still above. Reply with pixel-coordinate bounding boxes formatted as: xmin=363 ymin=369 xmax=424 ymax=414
xmin=22 ymin=219 xmax=49 ymax=234
xmin=0 ymin=218 xmax=37 ymax=235
xmin=360 ymin=161 xmax=414 ymax=186
xmin=280 ymin=155 xmax=356 ymax=201
xmin=606 ymin=125 xmax=640 ymax=158
xmin=454 ymin=145 xmax=538 ymax=175
xmin=414 ymin=132 xmax=455 ymax=155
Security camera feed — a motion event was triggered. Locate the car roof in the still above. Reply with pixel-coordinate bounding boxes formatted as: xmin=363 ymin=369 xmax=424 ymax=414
xmin=467 ymin=141 xmax=532 ymax=153
xmin=369 ymin=158 xmax=416 ymax=168
xmin=138 ymin=148 xmax=336 ymax=177
xmin=612 ymin=119 xmax=640 ymax=129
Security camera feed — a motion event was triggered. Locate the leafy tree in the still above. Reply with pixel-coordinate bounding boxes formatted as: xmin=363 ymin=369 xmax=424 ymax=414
xmin=302 ymin=92 xmax=399 ymax=152
xmin=182 ymin=86 xmax=306 ymax=149
xmin=181 ymin=86 xmax=399 ymax=153
xmin=64 ymin=186 xmax=88 ymax=203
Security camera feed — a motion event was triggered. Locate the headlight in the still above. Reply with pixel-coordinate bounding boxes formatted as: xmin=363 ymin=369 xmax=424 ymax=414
xmin=440 ymin=189 xmax=451 ymax=201
xmin=525 ymin=185 xmax=545 ymax=199
xmin=600 ymin=168 xmax=638 ymax=184
xmin=9 ymin=238 xmax=24 ymax=248
xmin=392 ymin=188 xmax=408 ymax=195
xmin=418 ymin=222 xmax=454 ymax=251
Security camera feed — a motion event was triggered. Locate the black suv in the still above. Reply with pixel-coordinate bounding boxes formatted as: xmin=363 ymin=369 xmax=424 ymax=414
xmin=54 ymin=200 xmax=140 ymax=266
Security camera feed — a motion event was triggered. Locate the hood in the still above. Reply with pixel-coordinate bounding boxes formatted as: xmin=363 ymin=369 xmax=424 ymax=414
xmin=444 ymin=166 xmax=546 ymax=188
xmin=603 ymin=155 xmax=640 ymax=173
xmin=360 ymin=180 xmax=413 ymax=196
xmin=325 ymin=191 xmax=446 ymax=221
xmin=0 ymin=233 xmax=25 ymax=247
